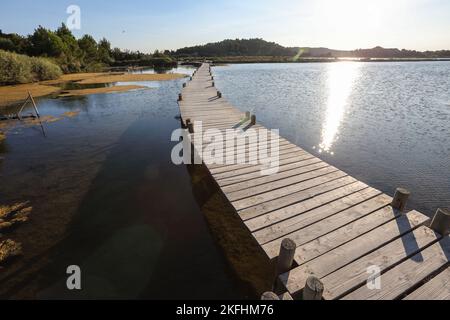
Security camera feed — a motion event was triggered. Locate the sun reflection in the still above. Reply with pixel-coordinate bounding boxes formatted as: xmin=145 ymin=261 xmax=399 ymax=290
xmin=317 ymin=62 xmax=360 ymax=154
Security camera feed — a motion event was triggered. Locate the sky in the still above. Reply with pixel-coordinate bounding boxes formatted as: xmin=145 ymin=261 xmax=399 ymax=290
xmin=1 ymin=0 xmax=449 ymax=53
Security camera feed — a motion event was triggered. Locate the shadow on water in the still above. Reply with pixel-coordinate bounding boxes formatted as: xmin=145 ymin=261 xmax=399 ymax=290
xmin=5 ymin=115 xmax=246 ymax=299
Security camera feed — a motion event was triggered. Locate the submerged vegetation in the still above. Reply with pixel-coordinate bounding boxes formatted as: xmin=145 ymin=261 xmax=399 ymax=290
xmin=0 ymin=202 xmax=32 ymax=265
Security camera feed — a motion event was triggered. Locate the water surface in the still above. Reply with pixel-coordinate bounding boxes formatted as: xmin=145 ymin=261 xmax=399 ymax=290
xmin=214 ymin=62 xmax=450 ymax=216
xmin=0 ymin=66 xmax=246 ymax=299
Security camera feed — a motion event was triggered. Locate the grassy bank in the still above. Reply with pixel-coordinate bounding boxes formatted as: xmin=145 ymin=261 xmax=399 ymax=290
xmin=0 ymin=50 xmax=62 ymax=85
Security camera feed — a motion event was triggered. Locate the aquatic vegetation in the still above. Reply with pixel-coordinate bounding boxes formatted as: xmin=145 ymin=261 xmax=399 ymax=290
xmin=0 ymin=202 xmax=32 ymax=265
xmin=0 ymin=239 xmax=22 ymax=264
xmin=0 ymin=202 xmax=32 ymax=232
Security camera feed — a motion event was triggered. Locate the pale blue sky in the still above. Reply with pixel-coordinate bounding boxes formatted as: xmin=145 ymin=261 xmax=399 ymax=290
xmin=1 ymin=0 xmax=449 ymax=53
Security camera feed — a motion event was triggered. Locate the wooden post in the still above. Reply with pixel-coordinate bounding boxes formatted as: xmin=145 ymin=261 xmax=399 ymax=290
xmin=303 ymin=276 xmax=324 ymax=300
xmin=178 ymin=93 xmax=183 ymax=101
xmin=183 ymin=83 xmax=186 ymax=88
xmin=276 ymin=238 xmax=296 ymax=275
xmin=430 ymin=208 xmax=450 ymax=235
xmin=261 ymin=292 xmax=280 ymax=300
xmin=245 ymin=111 xmax=251 ymax=120
xmin=186 ymin=118 xmax=194 ymax=134
xmin=391 ymin=187 xmax=410 ymax=211
xmin=211 ymin=76 xmax=214 ymax=80
xmin=187 ymin=123 xmax=194 ymax=134
xmin=212 ymin=81 xmax=215 ymax=87
xmin=251 ymin=115 xmax=256 ymax=125
xmin=217 ymin=91 xmax=222 ymax=98
xmin=27 ymin=91 xmax=41 ymax=119
xmin=190 ymin=76 xmax=192 ymax=81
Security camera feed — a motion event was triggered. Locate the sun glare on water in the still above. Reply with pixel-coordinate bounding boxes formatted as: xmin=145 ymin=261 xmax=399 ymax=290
xmin=316 ymin=62 xmax=360 ymax=154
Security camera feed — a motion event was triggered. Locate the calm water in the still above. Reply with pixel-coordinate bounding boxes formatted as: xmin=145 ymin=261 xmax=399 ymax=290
xmin=1 ymin=62 xmax=449 ymax=299
xmin=214 ymin=62 xmax=450 ymax=217
xmin=0 ymin=66 xmax=247 ymax=299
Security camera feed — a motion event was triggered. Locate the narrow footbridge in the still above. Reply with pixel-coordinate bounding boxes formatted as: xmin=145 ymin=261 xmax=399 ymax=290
xmin=177 ymin=63 xmax=450 ymax=300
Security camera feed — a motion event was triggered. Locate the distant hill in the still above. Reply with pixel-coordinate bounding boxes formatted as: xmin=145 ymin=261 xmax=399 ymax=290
xmin=174 ymin=39 xmax=450 ymax=59
xmin=175 ymin=39 xmax=296 ymax=57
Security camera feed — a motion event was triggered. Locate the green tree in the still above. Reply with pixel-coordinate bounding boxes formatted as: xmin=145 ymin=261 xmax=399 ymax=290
xmin=78 ymin=35 xmax=98 ymax=65
xmin=56 ymin=23 xmax=83 ymax=72
xmin=97 ymin=38 xmax=112 ymax=64
xmin=29 ymin=26 xmax=65 ymax=57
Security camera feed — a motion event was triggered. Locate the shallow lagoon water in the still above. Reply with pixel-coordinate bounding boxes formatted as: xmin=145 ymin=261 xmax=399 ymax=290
xmin=0 ymin=66 xmax=246 ymax=299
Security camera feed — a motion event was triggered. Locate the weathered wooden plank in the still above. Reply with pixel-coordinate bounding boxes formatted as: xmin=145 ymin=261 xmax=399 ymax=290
xmin=216 ymin=156 xmax=320 ymax=185
xmin=226 ymin=166 xmax=340 ymax=202
xmin=294 ymin=202 xmax=403 ymax=265
xmin=279 ymin=211 xmax=429 ymax=293
xmin=314 ymin=226 xmax=441 ymax=300
xmin=208 ymin=146 xmax=303 ymax=173
xmin=342 ymin=236 xmax=450 ymax=300
xmin=210 ymin=149 xmax=308 ymax=176
xmin=248 ymin=188 xmax=384 ymax=242
xmin=262 ymin=194 xmax=396 ymax=257
xmin=244 ymin=181 xmax=370 ymax=232
xmin=232 ymin=172 xmax=351 ymax=213
xmin=404 ymin=266 xmax=450 ymax=300
xmin=224 ymin=162 xmax=333 ymax=195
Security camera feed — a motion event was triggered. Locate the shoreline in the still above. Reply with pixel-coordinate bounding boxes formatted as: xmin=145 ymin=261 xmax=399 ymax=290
xmin=180 ymin=57 xmax=450 ymax=65
xmin=0 ymin=72 xmax=186 ymax=108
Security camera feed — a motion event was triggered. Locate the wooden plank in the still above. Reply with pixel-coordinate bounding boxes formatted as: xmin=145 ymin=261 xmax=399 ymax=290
xmin=224 ymin=162 xmax=333 ymax=196
xmin=312 ymin=226 xmax=441 ymax=300
xmin=244 ymin=181 xmax=370 ymax=232
xmin=249 ymin=188 xmax=385 ymax=243
xmin=207 ymin=145 xmax=303 ymax=172
xmin=226 ymin=166 xmax=340 ymax=202
xmin=279 ymin=211 xmax=429 ymax=293
xmin=210 ymin=150 xmax=309 ymax=176
xmin=216 ymin=156 xmax=321 ymax=185
xmin=404 ymin=266 xmax=450 ymax=300
xmin=342 ymin=236 xmax=450 ymax=300
xmin=261 ymin=194 xmax=395 ymax=256
xmin=232 ymin=172 xmax=352 ymax=212
xmin=294 ymin=203 xmax=403 ymax=265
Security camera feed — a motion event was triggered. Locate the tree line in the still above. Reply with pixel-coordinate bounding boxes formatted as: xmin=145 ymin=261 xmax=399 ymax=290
xmin=0 ymin=24 xmax=175 ymax=74
xmin=174 ymin=38 xmax=450 ymax=59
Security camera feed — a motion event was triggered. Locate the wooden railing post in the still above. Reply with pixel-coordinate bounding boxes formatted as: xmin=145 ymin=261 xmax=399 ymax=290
xmin=261 ymin=292 xmax=280 ymax=300
xmin=276 ymin=238 xmax=296 ymax=275
xmin=178 ymin=93 xmax=183 ymax=101
xmin=250 ymin=115 xmax=256 ymax=125
xmin=391 ymin=187 xmax=410 ymax=211
xmin=217 ymin=91 xmax=222 ymax=98
xmin=430 ymin=208 xmax=450 ymax=235
xmin=303 ymin=276 xmax=324 ymax=300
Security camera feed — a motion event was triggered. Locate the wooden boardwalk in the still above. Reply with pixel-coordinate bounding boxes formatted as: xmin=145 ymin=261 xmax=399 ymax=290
xmin=178 ymin=63 xmax=450 ymax=300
